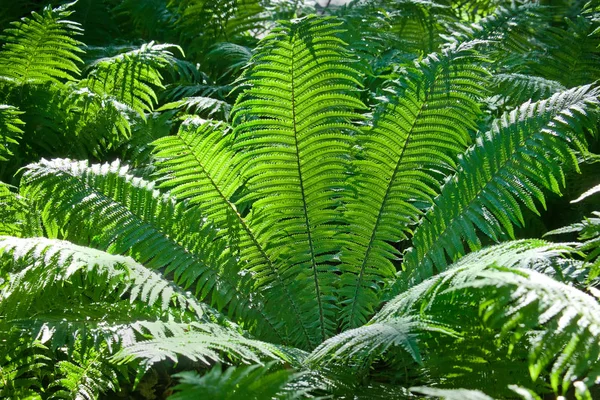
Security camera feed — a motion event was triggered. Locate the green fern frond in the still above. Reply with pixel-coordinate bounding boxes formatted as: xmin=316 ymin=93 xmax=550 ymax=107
xmin=381 ymin=240 xmax=575 ymax=319
xmin=402 ymin=84 xmax=600 ymax=286
xmin=0 ymin=340 xmax=49 ymax=399
xmin=51 ymin=346 xmax=120 ymax=400
xmin=378 ymin=240 xmax=600 ymax=395
xmin=442 ymin=2 xmax=549 ymax=61
xmin=525 ymin=15 xmax=600 ymax=87
xmin=115 ymin=323 xmax=290 ymax=368
xmin=168 ymin=0 xmax=267 ymax=57
xmin=82 ymin=42 xmax=183 ymax=117
xmin=20 ymin=159 xmax=285 ymax=342
xmin=159 ymin=97 xmax=232 ymax=121
xmin=169 ymin=362 xmax=302 ymax=400
xmin=0 ymin=104 xmax=23 ymax=161
xmin=339 ymin=42 xmax=488 ymax=329
xmin=305 ymin=316 xmax=454 ymax=370
xmin=0 ymin=236 xmax=225 ymax=325
xmin=0 ymin=3 xmax=84 ymax=85
xmin=231 ymin=15 xmax=366 ymax=343
xmin=488 ymin=73 xmax=566 ymax=110
xmin=0 ymin=184 xmax=40 ymax=237
xmin=153 ymin=117 xmax=314 ymax=348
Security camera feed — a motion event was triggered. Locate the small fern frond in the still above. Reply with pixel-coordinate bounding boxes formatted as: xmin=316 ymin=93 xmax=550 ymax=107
xmin=0 ymin=184 xmax=40 ymax=237
xmin=403 ymin=84 xmax=600 ymax=286
xmin=231 ymin=15 xmax=366 ymax=343
xmin=169 ymin=362 xmax=302 ymax=400
xmin=0 ymin=3 xmax=84 ymax=85
xmin=50 ymin=346 xmax=120 ymax=400
xmin=339 ymin=42 xmax=488 ymax=329
xmin=0 ymin=104 xmax=23 ymax=161
xmin=159 ymin=97 xmax=232 ymax=121
xmin=82 ymin=42 xmax=183 ymax=117
xmin=443 ymin=2 xmax=548 ymax=61
xmin=0 ymin=340 xmax=49 ymax=399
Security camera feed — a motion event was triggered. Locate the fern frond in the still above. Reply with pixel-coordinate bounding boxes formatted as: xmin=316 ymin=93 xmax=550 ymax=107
xmin=0 ymin=3 xmax=84 ymax=84
xmin=51 ymin=346 xmax=120 ymax=400
xmin=442 ymin=2 xmax=549 ymax=62
xmin=169 ymin=362 xmax=301 ymax=400
xmin=0 ymin=104 xmax=23 ymax=161
xmin=231 ymin=15 xmax=366 ymax=343
xmin=488 ymin=73 xmax=566 ymax=110
xmin=82 ymin=42 xmax=183 ymax=117
xmin=525 ymin=15 xmax=600 ymax=87
xmin=378 ymin=241 xmax=600 ymax=395
xmin=339 ymin=42 xmax=487 ymax=329
xmin=402 ymin=85 xmax=600 ymax=286
xmin=305 ymin=316 xmax=454 ymax=370
xmin=0 ymin=340 xmax=49 ymax=399
xmin=0 ymin=184 xmax=40 ymax=237
xmin=168 ymin=0 xmax=267 ymax=57
xmin=380 ymin=240 xmax=575 ymax=320
xmin=20 ymin=159 xmax=285 ymax=342
xmin=0 ymin=236 xmax=225 ymax=325
xmin=153 ymin=117 xmax=315 ymax=348
xmin=159 ymin=97 xmax=232 ymax=121
xmin=115 ymin=323 xmax=289 ymax=368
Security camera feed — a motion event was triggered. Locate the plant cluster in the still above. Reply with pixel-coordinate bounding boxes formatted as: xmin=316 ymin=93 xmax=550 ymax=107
xmin=2 ymin=0 xmax=600 ymax=399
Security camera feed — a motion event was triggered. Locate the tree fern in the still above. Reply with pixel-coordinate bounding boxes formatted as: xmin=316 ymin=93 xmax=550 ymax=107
xmin=0 ymin=2 xmax=84 ymax=85
xmin=401 ymin=84 xmax=600 ymax=288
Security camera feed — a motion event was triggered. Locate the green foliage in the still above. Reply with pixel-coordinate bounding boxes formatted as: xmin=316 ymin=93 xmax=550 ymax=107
xmin=0 ymin=2 xmax=84 ymax=85
xmin=0 ymin=105 xmax=23 ymax=161
xmin=170 ymin=362 xmax=301 ymax=400
xmin=402 ymin=85 xmax=600 ymax=288
xmin=2 ymin=1 xmax=600 ymax=399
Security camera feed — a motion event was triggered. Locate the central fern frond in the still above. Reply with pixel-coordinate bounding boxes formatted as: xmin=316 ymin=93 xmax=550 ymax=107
xmin=231 ymin=16 xmax=366 ymax=344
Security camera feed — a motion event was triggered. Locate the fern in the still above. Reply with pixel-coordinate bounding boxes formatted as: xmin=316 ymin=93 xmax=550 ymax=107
xmin=0 ymin=104 xmax=24 ymax=161
xmin=0 ymin=2 xmax=84 ymax=85
xmin=114 ymin=324 xmax=292 ymax=368
xmin=50 ymin=347 xmax=120 ymax=400
xmin=339 ymin=41 xmax=487 ymax=329
xmin=20 ymin=159 xmax=286 ymax=342
xmin=373 ymin=241 xmax=600 ymax=395
xmin=0 ymin=340 xmax=49 ymax=399
xmin=488 ymin=73 xmax=566 ymax=111
xmin=169 ymin=362 xmax=299 ymax=400
xmin=82 ymin=42 xmax=183 ymax=117
xmin=401 ymin=85 xmax=600 ymax=287
xmin=231 ymin=15 xmax=366 ymax=344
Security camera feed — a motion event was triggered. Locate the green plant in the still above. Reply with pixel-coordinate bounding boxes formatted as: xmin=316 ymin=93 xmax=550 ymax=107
xmin=2 ymin=1 xmax=600 ymax=399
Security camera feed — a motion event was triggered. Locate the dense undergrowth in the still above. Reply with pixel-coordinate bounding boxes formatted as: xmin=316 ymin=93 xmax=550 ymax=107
xmin=2 ymin=0 xmax=600 ymax=399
